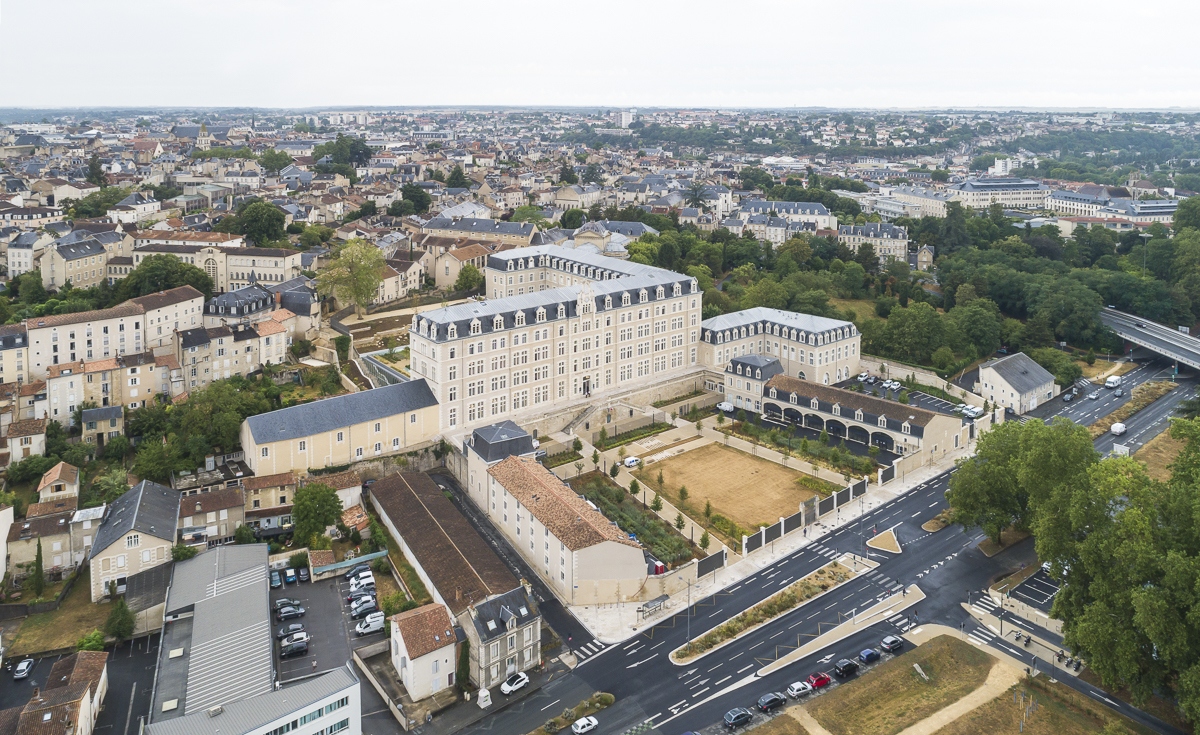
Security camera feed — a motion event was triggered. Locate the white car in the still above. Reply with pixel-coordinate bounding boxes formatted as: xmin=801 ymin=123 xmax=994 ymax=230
xmin=786 ymin=681 xmax=813 ymax=698
xmin=281 ymin=632 xmax=310 ymax=647
xmin=500 ymin=672 xmax=529 ymax=695
xmin=572 ymin=716 xmax=599 ymax=735
xmin=857 ymin=372 xmax=869 ymax=382
xmin=624 ymin=456 xmax=641 ymax=468
xmin=716 ymin=401 xmax=734 ymax=413
xmin=350 ymin=575 xmax=376 ymax=592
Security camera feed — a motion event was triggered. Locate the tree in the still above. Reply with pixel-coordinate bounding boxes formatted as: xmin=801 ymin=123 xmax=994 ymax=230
xmin=674 ymin=512 xmax=685 ymax=530
xmin=686 ymin=181 xmax=706 ymax=209
xmin=292 ymin=482 xmax=343 ymax=546
xmin=454 ymin=263 xmax=484 ymax=292
xmin=76 ymin=630 xmax=106 ymax=651
xmin=236 ymin=201 xmax=287 ymax=244
xmin=678 ymin=485 xmax=689 ymax=504
xmin=1174 ymin=196 xmax=1200 ymax=232
xmin=591 ymin=449 xmax=600 ymax=472
xmin=171 ymin=543 xmax=198 ymax=561
xmin=446 ymin=166 xmax=470 ymax=189
xmin=656 ymin=469 xmax=665 ymax=491
xmin=86 ymin=154 xmax=106 ymax=187
xmin=1086 ymin=347 xmax=1096 ymax=365
xmin=103 ymin=434 xmax=131 ymax=462
xmin=30 ymin=538 xmax=45 ymax=598
xmin=259 ymin=149 xmax=294 ymax=173
xmin=132 ymin=438 xmax=184 ymax=484
xmin=104 ymin=598 xmax=135 ymax=642
xmin=316 ymin=239 xmax=386 ymax=316
xmin=561 ymin=209 xmax=585 ymax=230
xmin=312 ymin=134 xmax=372 ymax=167
xmin=597 ymin=427 xmax=608 ymax=450
xmin=572 ymin=437 xmax=583 ymax=453
xmin=558 ymin=160 xmax=578 ymax=185
xmin=387 ymin=199 xmax=416 ymax=217
xmin=699 ymin=531 xmax=711 ymax=552
xmin=629 ymin=479 xmax=639 ymax=497
xmin=400 ymin=184 xmax=432 ymax=213
xmin=651 ymin=493 xmax=664 ymax=512
xmin=89 ymin=466 xmax=130 ymax=506
xmin=582 ymin=163 xmax=604 ymax=185
xmin=235 ymin=524 xmax=256 ymax=544
xmin=609 ymin=462 xmax=620 ymax=479
xmin=114 ymin=253 xmax=214 ymax=301
xmin=704 ymin=499 xmax=712 ymax=519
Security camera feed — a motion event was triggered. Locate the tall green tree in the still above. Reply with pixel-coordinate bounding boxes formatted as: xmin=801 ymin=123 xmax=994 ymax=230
xmin=315 ymin=238 xmax=386 ymax=316
xmin=445 ymin=166 xmax=470 ymax=189
xmin=86 ymin=154 xmax=107 ymax=187
xmin=104 ymin=598 xmax=135 ymax=642
xmin=400 ymin=183 xmax=432 ymax=213
xmin=454 ymin=263 xmax=484 ymax=292
xmin=292 ymin=482 xmax=343 ymax=546
xmin=558 ymin=159 xmax=578 ymax=185
xmin=258 ymin=149 xmax=294 ymax=173
xmin=113 ymin=254 xmax=214 ymax=302
xmin=30 ymin=538 xmax=46 ymax=598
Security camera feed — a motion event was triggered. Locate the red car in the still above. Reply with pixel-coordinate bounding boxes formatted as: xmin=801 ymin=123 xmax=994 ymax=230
xmin=807 ymin=672 xmax=831 ymax=689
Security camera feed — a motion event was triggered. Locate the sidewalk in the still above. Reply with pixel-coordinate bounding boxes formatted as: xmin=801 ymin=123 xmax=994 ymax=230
xmin=566 ymin=414 xmax=967 ymax=643
xmin=421 ymin=655 xmax=572 ymax=735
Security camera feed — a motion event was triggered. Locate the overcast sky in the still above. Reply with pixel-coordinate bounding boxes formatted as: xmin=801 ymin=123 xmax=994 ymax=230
xmin=3 ymin=0 xmax=1198 ymax=111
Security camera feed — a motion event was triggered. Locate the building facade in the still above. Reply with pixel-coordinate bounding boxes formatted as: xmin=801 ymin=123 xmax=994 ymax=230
xmin=699 ymin=307 xmax=861 ymax=387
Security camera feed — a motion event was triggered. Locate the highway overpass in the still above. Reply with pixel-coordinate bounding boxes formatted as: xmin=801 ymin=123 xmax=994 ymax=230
xmin=1100 ymin=307 xmax=1200 ymax=371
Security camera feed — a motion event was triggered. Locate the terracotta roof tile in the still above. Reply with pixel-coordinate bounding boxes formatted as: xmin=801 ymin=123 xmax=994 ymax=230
xmin=27 ymin=496 xmax=77 ymax=519
xmin=390 ymin=603 xmax=455 ymax=659
xmin=36 ymin=461 xmax=79 ymax=493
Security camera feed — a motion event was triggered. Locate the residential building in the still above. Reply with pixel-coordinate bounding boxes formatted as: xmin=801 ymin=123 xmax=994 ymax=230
xmin=240 ymin=380 xmax=440 ymax=475
xmin=762 ymin=373 xmax=969 ymax=459
xmin=41 ymin=237 xmax=108 ymax=290
xmin=129 ymin=285 xmax=205 ymax=356
xmin=70 ymin=504 xmax=105 ymax=566
xmin=88 ymin=479 xmax=179 ymax=601
xmin=915 ymin=245 xmax=935 ymax=271
xmin=241 ymin=472 xmax=296 ymax=535
xmin=389 ymin=603 xmax=459 ymax=700
xmin=46 ymin=352 xmax=178 ymax=420
xmin=721 ymin=354 xmax=785 ymax=414
xmin=976 ymin=352 xmax=1057 ymax=415
xmin=0 ymin=324 xmax=27 ymax=386
xmin=460 ymin=584 xmax=541 ymax=690
xmin=26 ymin=303 xmax=146 ymax=377
xmin=132 ymin=230 xmax=244 ymax=248
xmin=1047 ymin=190 xmax=1108 ymax=218
xmin=1095 ymin=198 xmax=1181 ymax=224
xmin=5 ymin=418 xmax=46 ymax=463
xmin=0 ymin=650 xmax=109 ymax=735
xmin=699 ymin=307 xmax=861 ymax=387
xmin=949 ymin=178 xmax=1050 ymax=210
xmin=421 ymin=217 xmax=535 ymax=247
xmin=890 ymin=186 xmax=954 ymax=218
xmin=178 ymin=486 xmax=245 ymax=547
xmin=106 ymin=191 xmax=161 ymax=223
xmin=175 ymin=325 xmax=266 ymax=389
xmin=837 ymin=222 xmax=909 ymax=263
xmin=131 ymin=244 xmax=302 ymax=293
xmin=409 ymin=245 xmax=702 ymax=433
xmin=433 ymin=243 xmax=492 ymax=290
xmin=737 ymin=200 xmax=836 ymax=229
xmin=37 ymin=460 xmax=81 ymax=499
xmin=7 ymin=506 xmax=74 ymax=574
xmin=146 ymin=544 xmax=362 ymax=735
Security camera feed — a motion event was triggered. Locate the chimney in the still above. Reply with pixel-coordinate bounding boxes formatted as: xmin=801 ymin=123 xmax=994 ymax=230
xmin=31 ymin=687 xmax=39 ymax=700
xmin=275 ymin=291 xmax=281 ymax=305
xmin=455 ymin=586 xmax=462 ymax=602
xmin=522 ymin=578 xmax=532 ymax=597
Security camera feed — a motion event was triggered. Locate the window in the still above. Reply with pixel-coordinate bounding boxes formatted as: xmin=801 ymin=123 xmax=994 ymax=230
xmin=261 ymin=447 xmax=269 ymax=457
xmin=126 ymin=534 xmax=140 ymax=548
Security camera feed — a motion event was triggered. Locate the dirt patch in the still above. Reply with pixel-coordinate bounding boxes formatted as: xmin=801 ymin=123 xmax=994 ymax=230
xmin=991 ymin=564 xmax=1041 ymax=595
xmin=1134 ymin=429 xmax=1185 ymax=482
xmin=635 ymin=443 xmax=815 ymax=530
xmin=977 ymin=527 xmax=1030 ymax=558
xmin=9 ymin=569 xmax=112 ymax=655
xmin=808 ymin=635 xmax=995 ymax=735
xmin=1090 ymin=381 xmax=1177 ymax=438
xmin=922 ymin=509 xmax=953 ymax=533
xmin=867 ymin=529 xmax=901 ymax=553
xmin=753 ymin=711 xmax=812 ymax=735
xmin=1082 ymin=358 xmax=1137 ymax=382
xmin=934 ymin=673 xmax=1161 ymax=735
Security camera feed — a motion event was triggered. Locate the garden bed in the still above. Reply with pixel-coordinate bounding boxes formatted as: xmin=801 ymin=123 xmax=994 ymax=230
xmin=651 ymin=389 xmax=705 ymax=409
xmin=528 ymin=693 xmax=614 ymax=735
xmin=543 ymin=450 xmax=583 ymax=469
xmin=569 ymin=472 xmax=704 ymax=566
xmin=671 ymin=559 xmax=852 ymax=662
xmin=600 ymin=422 xmax=674 ymax=450
xmin=719 ymin=420 xmax=877 ymax=477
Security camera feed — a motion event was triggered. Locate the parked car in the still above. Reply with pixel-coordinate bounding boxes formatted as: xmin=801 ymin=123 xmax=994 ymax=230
xmin=350 ymin=600 xmax=378 ymax=619
xmin=272 ymin=597 xmax=301 ymax=611
xmin=807 ymin=672 xmax=831 ymax=689
xmin=859 ymin=648 xmax=880 ymax=664
xmin=716 ymin=401 xmax=734 ymax=413
xmin=283 ymin=568 xmax=297 ymax=584
xmin=276 ymin=605 xmax=305 ymax=621
xmin=834 ymin=659 xmax=859 ymax=677
xmin=756 ymin=692 xmax=786 ymax=712
xmin=276 ymin=623 xmax=305 ymax=640
xmin=500 ymin=672 xmax=529 ymax=695
xmin=1063 ymin=393 xmax=1075 ymax=402
xmin=297 ymin=568 xmax=310 ymax=583
xmin=281 ymin=632 xmax=310 ymax=647
xmin=857 ymin=372 xmax=869 ymax=382
xmin=343 ymin=564 xmax=370 ymax=580
xmin=571 ymin=716 xmax=598 ymax=735
xmin=346 ymin=590 xmax=374 ymax=605
xmin=269 ymin=569 xmax=282 ymax=589
xmin=880 ymin=635 xmax=904 ymax=653
xmin=12 ymin=659 xmax=33 ymax=680
xmin=786 ymin=681 xmax=813 ymax=698
xmin=624 ymin=456 xmax=641 ymax=468
xmin=723 ymin=708 xmax=753 ymax=729
xmin=534 ymin=449 xmax=548 ymax=460
xmin=356 ymin=612 xmax=386 ymax=636
xmin=280 ymin=640 xmax=308 ymax=658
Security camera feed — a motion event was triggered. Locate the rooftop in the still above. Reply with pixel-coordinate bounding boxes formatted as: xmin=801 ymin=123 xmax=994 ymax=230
xmin=245 ymin=380 xmax=437 ymax=444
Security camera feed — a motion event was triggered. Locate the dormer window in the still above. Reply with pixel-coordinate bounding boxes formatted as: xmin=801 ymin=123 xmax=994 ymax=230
xmin=902 ymin=422 xmax=911 ymax=434
xmin=557 ymin=304 xmax=566 ymax=318
xmin=622 ymin=293 xmax=630 ymax=306
xmin=737 ymin=364 xmax=743 ymax=375
xmin=515 ymin=312 xmax=526 ymax=326
xmin=690 ymin=279 xmax=699 ymax=293
xmin=448 ymin=324 xmax=458 ymax=339
xmin=656 ymin=286 xmax=665 ymax=300
xmin=604 ymin=296 xmax=612 ymax=309
xmin=536 ymin=307 xmax=546 ymax=323
xmin=470 ymin=319 xmax=481 ymax=335
xmin=832 ymin=405 xmax=840 ymax=416
xmin=755 ymin=369 xmax=761 ymax=379
xmin=769 ymin=388 xmax=777 ymax=399
xmin=639 ymin=289 xmax=648 ymax=303
xmin=673 ymin=283 xmax=681 ymax=296
xmin=878 ymin=416 xmax=887 ymax=427
xmin=789 ymin=394 xmax=797 ymax=404
xmin=855 ymin=410 xmax=863 ymax=422
xmin=810 ymin=398 xmax=819 ymax=409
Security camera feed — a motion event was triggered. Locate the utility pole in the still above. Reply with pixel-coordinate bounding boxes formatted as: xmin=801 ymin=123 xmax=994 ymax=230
xmin=1140 ymin=232 xmax=1152 ymax=278
xmin=686 ymin=579 xmax=693 ymax=653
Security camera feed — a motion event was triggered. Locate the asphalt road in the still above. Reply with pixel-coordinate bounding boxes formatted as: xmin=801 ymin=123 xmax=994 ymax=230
xmin=1101 ymin=308 xmax=1200 ymax=370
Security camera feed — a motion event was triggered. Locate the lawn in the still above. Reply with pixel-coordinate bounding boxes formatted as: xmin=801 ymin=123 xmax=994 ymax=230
xmin=830 ymin=297 xmax=887 ymax=324
xmin=634 ymin=443 xmax=817 ymax=531
xmin=749 ymin=712 xmax=810 ymax=735
xmin=808 ymin=635 xmax=995 ymax=735
xmin=1079 ymin=357 xmax=1137 ymax=381
xmin=280 ymin=381 xmax=347 ymax=403
xmin=934 ymin=672 xmax=1160 ymax=735
xmin=9 ymin=569 xmax=111 ymax=656
xmin=977 ymin=526 xmax=1031 ymax=557
xmin=1135 ymin=429 xmax=1185 ymax=482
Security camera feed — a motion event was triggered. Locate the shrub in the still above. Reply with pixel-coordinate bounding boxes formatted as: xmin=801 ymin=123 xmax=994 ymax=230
xmin=289 ymin=551 xmax=309 ymax=569
xmin=561 ymin=709 xmax=576 ymax=722
xmin=333 ymin=335 xmax=351 ymax=361
xmin=544 ymin=722 xmax=559 ymax=734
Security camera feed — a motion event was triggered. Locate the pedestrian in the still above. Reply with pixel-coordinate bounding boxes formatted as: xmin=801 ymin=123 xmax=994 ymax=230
xmin=312 ymin=660 xmax=317 ymax=672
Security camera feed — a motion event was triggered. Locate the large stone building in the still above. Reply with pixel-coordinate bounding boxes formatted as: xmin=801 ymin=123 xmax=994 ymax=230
xmin=837 ymin=222 xmax=909 ymax=264
xmin=976 ymin=352 xmax=1057 ymax=415
xmin=949 ymin=178 xmax=1050 ymax=210
xmin=132 ymin=243 xmax=302 ymax=293
xmin=698 ymin=307 xmax=861 ymax=388
xmin=408 ymin=246 xmax=702 ymax=433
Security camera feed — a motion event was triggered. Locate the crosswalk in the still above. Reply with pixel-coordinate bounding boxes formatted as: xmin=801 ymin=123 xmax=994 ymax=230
xmin=885 ymin=612 xmax=917 ymax=633
xmin=970 ymin=594 xmax=1000 ymax=619
xmin=573 ymin=639 xmax=607 ymax=661
xmin=967 ymin=624 xmax=998 ymax=647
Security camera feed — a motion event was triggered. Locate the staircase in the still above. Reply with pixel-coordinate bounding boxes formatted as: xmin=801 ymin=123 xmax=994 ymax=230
xmin=563 ymin=405 xmax=597 ymax=435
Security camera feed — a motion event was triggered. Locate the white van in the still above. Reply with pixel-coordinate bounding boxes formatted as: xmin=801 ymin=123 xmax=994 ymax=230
xmin=1105 ymin=375 xmax=1123 ymax=389
xmin=350 ymin=573 xmax=375 ymax=592
xmin=1111 ymin=423 xmax=1127 ymax=436
xmin=355 ymin=611 xmax=385 ymax=636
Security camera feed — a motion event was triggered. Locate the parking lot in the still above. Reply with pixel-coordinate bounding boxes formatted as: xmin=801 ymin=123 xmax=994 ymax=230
xmin=836 ymin=377 xmax=966 ymax=419
xmin=1010 ymin=568 xmax=1061 ymax=614
xmin=268 ymin=565 xmax=388 ymax=681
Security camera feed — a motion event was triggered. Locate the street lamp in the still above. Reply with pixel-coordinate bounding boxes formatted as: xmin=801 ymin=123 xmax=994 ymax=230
xmin=1140 ymin=232 xmax=1153 ymax=278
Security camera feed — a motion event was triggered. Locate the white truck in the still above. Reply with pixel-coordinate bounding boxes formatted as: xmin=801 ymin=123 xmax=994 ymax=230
xmin=1105 ymin=375 xmax=1123 ymax=389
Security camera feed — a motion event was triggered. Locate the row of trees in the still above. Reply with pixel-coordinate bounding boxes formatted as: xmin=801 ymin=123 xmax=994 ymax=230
xmin=947 ymin=417 xmax=1200 ymax=724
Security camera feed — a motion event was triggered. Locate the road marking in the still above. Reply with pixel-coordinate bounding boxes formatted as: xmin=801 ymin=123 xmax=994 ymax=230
xmin=929 ymin=502 xmax=939 ymax=507
xmin=737 ymin=664 xmax=754 ymax=673
xmin=667 ymin=700 xmax=687 ymax=712
xmin=911 ymin=512 xmax=922 ymax=518
xmin=626 ymin=654 xmax=657 ymax=668
xmin=729 ymin=652 xmax=743 ymax=661
xmin=541 ymin=699 xmax=561 ymax=711
xmin=715 ymin=675 xmax=732 ymax=686
xmin=693 ymin=687 xmax=709 ymax=697
xmin=708 ymin=663 xmax=723 ymax=672
xmin=650 ymin=641 xmax=666 ymax=650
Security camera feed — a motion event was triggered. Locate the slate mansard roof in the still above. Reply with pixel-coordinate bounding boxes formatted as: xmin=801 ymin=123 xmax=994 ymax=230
xmin=702 ymin=307 xmax=856 ymax=345
xmin=244 ymin=380 xmax=438 ymax=444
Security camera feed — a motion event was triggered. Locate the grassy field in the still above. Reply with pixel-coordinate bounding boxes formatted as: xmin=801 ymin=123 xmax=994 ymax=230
xmin=1090 ymin=381 xmax=1177 ymax=438
xmin=1080 ymin=358 xmax=1137 ymax=381
xmin=808 ymin=635 xmax=995 ymax=735
xmin=934 ymin=674 xmax=1160 ymax=735
xmin=9 ymin=569 xmax=111 ymax=655
xmin=1134 ymin=429 xmax=1185 ymax=482
xmin=635 ymin=443 xmax=817 ymax=530
xmin=830 ymin=297 xmax=885 ymax=323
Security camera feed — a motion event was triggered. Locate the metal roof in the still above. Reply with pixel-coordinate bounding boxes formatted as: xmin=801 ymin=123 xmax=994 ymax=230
xmin=702 ymin=307 xmax=855 ymax=342
xmin=245 ymin=379 xmax=437 ymax=444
